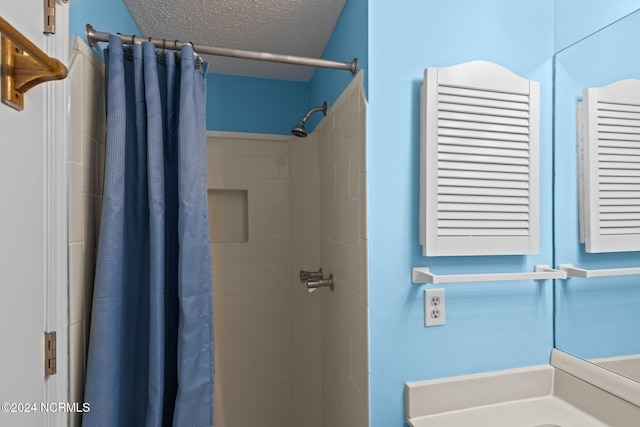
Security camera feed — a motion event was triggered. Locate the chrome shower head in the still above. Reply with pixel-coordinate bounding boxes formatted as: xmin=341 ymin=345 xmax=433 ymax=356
xmin=291 ymin=121 xmax=308 ymax=137
xmin=291 ymin=101 xmax=327 ymax=137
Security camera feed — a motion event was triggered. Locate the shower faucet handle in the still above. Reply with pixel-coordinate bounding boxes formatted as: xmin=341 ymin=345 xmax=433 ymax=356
xmin=306 ymin=274 xmax=334 ymax=291
xmin=299 ymin=268 xmax=323 ymax=283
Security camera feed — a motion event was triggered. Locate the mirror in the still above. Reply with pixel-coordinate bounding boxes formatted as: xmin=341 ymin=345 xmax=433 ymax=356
xmin=553 ymin=8 xmax=640 ymax=382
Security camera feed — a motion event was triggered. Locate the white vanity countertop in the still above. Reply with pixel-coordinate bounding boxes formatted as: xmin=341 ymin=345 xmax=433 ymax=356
xmin=408 ymin=395 xmax=608 ymax=427
xmin=405 ymin=357 xmax=640 ymax=427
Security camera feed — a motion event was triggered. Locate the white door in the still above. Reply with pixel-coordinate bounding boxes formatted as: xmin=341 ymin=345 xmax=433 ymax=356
xmin=0 ymin=1 xmax=68 ymax=426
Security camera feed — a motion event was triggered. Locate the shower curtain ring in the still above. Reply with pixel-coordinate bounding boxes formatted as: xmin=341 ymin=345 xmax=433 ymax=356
xmin=131 ymin=34 xmax=136 ymax=44
xmin=162 ymin=38 xmax=166 ymax=51
xmin=174 ymin=39 xmax=179 ymax=50
xmin=148 ymin=36 xmax=152 ymax=43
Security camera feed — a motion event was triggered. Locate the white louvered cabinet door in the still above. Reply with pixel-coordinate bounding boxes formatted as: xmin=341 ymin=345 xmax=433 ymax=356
xmin=420 ymin=61 xmax=540 ymax=256
xmin=579 ymin=79 xmax=640 ymax=253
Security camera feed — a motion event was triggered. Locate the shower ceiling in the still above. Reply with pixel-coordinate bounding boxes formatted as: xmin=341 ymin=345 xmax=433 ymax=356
xmin=123 ymin=0 xmax=348 ymax=81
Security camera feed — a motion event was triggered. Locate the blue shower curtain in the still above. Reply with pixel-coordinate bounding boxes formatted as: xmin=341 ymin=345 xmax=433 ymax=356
xmin=83 ymin=35 xmax=214 ymax=427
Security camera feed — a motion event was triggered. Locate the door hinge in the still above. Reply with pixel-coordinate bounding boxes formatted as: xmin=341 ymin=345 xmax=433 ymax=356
xmin=44 ymin=0 xmax=55 ymax=34
xmin=44 ymin=331 xmax=56 ymax=376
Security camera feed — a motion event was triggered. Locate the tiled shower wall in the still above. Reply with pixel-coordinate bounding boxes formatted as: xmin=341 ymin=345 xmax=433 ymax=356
xmin=289 ymin=132 xmax=322 ymax=427
xmin=207 ymin=72 xmax=367 ymax=427
xmin=317 ymin=72 xmax=368 ymax=427
xmin=207 ymin=134 xmax=293 ymax=426
xmin=68 ymin=38 xmax=106 ymax=427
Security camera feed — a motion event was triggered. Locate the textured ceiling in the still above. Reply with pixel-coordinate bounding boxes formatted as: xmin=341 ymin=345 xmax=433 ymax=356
xmin=123 ymin=0 xmax=347 ymax=81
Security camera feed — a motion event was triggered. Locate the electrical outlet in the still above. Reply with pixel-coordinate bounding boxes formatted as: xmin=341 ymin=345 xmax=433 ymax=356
xmin=424 ymin=288 xmax=445 ymax=327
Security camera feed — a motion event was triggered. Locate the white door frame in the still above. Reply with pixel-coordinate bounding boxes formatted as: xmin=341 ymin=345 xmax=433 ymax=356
xmin=44 ymin=1 xmax=70 ymax=425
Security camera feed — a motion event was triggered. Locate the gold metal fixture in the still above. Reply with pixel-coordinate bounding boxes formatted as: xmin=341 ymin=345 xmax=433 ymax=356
xmin=44 ymin=331 xmax=56 ymax=376
xmin=0 ymin=16 xmax=68 ymax=111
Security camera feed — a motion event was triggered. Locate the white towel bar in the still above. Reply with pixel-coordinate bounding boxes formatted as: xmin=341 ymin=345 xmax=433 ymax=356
xmin=411 ymin=265 xmax=566 ymax=284
xmin=558 ymin=264 xmax=640 ymax=278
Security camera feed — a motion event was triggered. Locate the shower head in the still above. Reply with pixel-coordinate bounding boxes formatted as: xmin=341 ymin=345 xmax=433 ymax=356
xmin=291 ymin=121 xmax=308 ymax=137
xmin=291 ymin=101 xmax=328 ymax=137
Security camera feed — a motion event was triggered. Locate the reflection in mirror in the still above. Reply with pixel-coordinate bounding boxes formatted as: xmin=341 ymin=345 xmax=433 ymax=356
xmin=553 ymin=8 xmax=640 ymax=383
xmin=575 ymin=78 xmax=640 ymax=253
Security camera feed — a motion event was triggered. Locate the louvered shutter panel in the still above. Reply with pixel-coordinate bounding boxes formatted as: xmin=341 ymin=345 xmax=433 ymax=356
xmin=420 ymin=61 xmax=540 ymax=256
xmin=578 ymin=79 xmax=640 ymax=253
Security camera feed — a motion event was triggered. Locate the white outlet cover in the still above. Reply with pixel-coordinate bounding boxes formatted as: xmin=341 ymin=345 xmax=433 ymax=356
xmin=425 ymin=288 xmax=445 ymax=327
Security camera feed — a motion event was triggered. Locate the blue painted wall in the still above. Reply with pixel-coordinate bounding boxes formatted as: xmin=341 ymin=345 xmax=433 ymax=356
xmin=553 ymin=8 xmax=640 ymax=360
xmin=554 ymin=0 xmax=640 ymax=51
xmin=367 ymin=1 xmax=555 ymax=425
xmin=69 ymin=0 xmax=141 ymax=51
xmin=308 ymin=0 xmax=368 ymax=131
xmin=206 ymin=73 xmax=309 ymax=135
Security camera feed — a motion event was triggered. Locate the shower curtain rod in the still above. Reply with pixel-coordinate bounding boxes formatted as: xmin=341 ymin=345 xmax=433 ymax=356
xmin=85 ymin=24 xmax=358 ymax=75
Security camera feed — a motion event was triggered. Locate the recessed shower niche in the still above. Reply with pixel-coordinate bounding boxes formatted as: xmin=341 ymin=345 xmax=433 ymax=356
xmin=208 ymin=189 xmax=249 ymax=243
